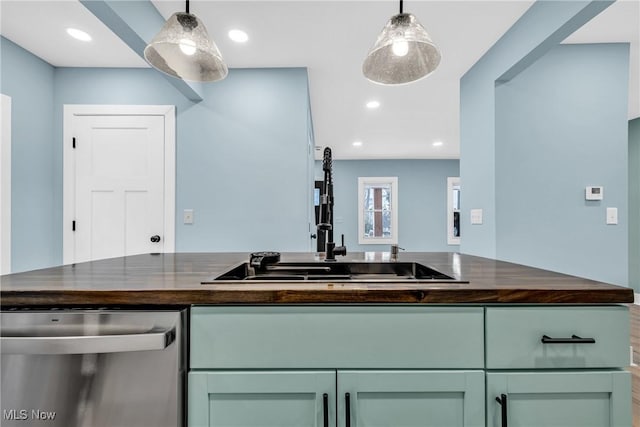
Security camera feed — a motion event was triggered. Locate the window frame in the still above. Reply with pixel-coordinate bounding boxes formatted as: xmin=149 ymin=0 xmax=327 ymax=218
xmin=357 ymin=177 xmax=399 ymax=245
xmin=447 ymin=177 xmax=461 ymax=245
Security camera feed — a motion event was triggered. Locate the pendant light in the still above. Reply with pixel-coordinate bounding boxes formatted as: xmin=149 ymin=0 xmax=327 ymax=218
xmin=144 ymin=0 xmax=228 ymax=82
xmin=363 ymin=0 xmax=441 ymax=85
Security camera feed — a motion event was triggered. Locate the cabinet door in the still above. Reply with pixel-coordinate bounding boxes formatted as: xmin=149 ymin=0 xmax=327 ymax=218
xmin=337 ymin=370 xmax=484 ymax=427
xmin=486 ymin=371 xmax=631 ymax=427
xmin=189 ymin=371 xmax=335 ymax=427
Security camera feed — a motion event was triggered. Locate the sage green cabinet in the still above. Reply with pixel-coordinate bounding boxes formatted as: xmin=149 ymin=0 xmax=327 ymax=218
xmin=485 ymin=306 xmax=629 ymax=369
xmin=338 ymin=370 xmax=484 ymax=427
xmin=485 ymin=306 xmax=631 ymax=427
xmin=191 ymin=306 xmax=484 ymax=369
xmin=188 ymin=370 xmax=485 ymax=427
xmin=188 ymin=371 xmax=334 ymax=427
xmin=486 ymin=371 xmax=631 ymax=427
xmin=188 ymin=304 xmax=631 ymax=427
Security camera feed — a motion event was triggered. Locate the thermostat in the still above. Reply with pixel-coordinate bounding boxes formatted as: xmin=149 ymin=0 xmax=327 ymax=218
xmin=585 ymin=186 xmax=603 ymax=200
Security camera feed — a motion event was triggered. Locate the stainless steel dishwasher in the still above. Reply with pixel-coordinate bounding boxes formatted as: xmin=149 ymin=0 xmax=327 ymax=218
xmin=0 ymin=309 xmax=186 ymax=427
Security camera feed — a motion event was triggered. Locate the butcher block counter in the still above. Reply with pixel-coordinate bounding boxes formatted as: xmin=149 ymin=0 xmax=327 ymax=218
xmin=0 ymin=252 xmax=633 ymax=306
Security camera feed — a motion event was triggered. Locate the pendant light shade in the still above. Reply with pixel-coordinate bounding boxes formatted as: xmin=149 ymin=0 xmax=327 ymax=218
xmin=363 ymin=7 xmax=441 ymax=85
xmin=144 ymin=7 xmax=228 ymax=82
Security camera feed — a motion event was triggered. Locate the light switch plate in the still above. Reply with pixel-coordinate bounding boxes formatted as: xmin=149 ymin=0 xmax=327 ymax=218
xmin=183 ymin=209 xmax=194 ymax=224
xmin=470 ymin=209 xmax=483 ymax=225
xmin=606 ymin=207 xmax=618 ymax=225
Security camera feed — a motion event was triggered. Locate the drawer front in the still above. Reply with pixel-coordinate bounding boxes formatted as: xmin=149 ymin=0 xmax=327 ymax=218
xmin=191 ymin=306 xmax=484 ymax=369
xmin=486 ymin=306 xmax=629 ymax=369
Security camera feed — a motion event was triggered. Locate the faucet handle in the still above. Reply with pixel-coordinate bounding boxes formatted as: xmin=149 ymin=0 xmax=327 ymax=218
xmin=334 ymin=234 xmax=347 ymax=256
xmin=333 ymin=246 xmax=347 ymax=256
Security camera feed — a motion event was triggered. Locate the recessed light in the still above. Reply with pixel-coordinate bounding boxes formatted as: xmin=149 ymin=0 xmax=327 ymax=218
xmin=66 ymin=28 xmax=92 ymax=42
xmin=432 ymin=141 xmax=444 ymax=147
xmin=366 ymin=100 xmax=380 ymax=109
xmin=228 ymin=29 xmax=249 ymax=43
xmin=353 ymin=141 xmax=363 ymax=147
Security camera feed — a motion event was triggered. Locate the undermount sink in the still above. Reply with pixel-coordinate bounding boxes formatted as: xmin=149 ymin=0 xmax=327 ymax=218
xmin=205 ymin=261 xmax=457 ymax=282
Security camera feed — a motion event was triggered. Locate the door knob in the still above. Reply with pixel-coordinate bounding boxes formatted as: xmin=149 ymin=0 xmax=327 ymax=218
xmin=150 ymin=235 xmax=161 ymax=243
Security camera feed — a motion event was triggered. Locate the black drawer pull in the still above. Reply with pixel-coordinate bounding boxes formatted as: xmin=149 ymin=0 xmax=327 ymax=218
xmin=323 ymin=393 xmax=329 ymax=427
xmin=496 ymin=394 xmax=508 ymax=427
xmin=541 ymin=334 xmax=596 ymax=344
xmin=345 ymin=392 xmax=351 ymax=427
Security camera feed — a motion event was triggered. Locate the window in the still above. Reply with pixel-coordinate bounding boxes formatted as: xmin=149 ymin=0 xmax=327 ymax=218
xmin=447 ymin=177 xmax=460 ymax=245
xmin=358 ymin=177 xmax=398 ymax=244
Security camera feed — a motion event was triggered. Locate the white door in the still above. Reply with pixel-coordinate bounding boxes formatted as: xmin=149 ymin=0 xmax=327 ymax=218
xmin=64 ymin=106 xmax=175 ymax=264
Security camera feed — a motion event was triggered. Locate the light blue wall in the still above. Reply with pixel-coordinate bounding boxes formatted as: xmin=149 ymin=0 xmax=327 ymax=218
xmin=53 ymin=67 xmax=312 ymax=254
xmin=2 ymin=36 xmax=313 ymax=272
xmin=322 ymin=160 xmax=460 ymax=252
xmin=495 ymin=44 xmax=629 ymax=286
xmin=630 ymin=118 xmax=640 ymax=292
xmin=460 ymin=0 xmax=612 ymax=259
xmin=459 ymin=0 xmax=634 ymax=285
xmin=459 ymin=70 xmax=497 ymax=257
xmin=0 ymin=37 xmax=56 ymax=273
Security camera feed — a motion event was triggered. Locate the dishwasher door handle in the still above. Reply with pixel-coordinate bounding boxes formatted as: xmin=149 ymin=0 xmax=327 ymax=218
xmin=0 ymin=327 xmax=176 ymax=355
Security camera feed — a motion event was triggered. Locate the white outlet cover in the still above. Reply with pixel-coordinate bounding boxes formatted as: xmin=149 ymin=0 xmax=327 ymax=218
xmin=470 ymin=209 xmax=483 ymax=225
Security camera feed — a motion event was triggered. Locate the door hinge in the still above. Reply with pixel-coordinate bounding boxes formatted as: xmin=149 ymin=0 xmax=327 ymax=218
xmin=72 ymin=137 xmax=76 ymax=149
xmin=72 ymin=220 xmax=76 ymax=231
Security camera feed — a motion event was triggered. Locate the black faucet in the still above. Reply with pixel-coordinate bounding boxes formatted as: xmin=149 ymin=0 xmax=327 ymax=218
xmin=317 ymin=147 xmax=347 ymax=261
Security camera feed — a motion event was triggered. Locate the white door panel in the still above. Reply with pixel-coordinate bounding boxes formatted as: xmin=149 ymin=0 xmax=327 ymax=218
xmin=73 ymin=115 xmax=165 ymax=263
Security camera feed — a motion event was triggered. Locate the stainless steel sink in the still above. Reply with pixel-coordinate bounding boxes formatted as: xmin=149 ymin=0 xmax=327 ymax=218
xmin=205 ymin=261 xmax=457 ymax=282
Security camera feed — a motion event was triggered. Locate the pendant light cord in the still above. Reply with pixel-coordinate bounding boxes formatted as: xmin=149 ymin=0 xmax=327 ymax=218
xmin=186 ymin=0 xmax=190 ymax=14
xmin=399 ymin=0 xmax=403 ymax=14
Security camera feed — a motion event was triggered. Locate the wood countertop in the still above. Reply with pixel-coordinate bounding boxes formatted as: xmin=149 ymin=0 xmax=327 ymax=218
xmin=0 ymin=252 xmax=633 ymax=306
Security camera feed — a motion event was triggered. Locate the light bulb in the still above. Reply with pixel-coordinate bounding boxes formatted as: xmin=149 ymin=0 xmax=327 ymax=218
xmin=179 ymin=38 xmax=197 ymax=56
xmin=392 ymin=39 xmax=409 ymax=57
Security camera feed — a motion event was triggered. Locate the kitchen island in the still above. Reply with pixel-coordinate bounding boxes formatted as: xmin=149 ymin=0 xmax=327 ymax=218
xmin=0 ymin=252 xmax=634 ymax=427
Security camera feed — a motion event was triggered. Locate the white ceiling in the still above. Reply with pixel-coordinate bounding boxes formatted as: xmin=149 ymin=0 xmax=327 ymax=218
xmin=1 ymin=0 xmax=638 ymax=159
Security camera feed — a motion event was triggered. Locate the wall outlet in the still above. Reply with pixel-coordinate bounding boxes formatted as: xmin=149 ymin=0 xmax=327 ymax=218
xmin=470 ymin=209 xmax=483 ymax=225
xmin=183 ymin=209 xmax=194 ymax=225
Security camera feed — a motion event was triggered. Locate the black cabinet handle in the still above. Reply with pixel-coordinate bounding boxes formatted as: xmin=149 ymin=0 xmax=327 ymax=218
xmin=150 ymin=235 xmax=161 ymax=243
xmin=541 ymin=334 xmax=596 ymax=344
xmin=496 ymin=394 xmax=508 ymax=427
xmin=345 ymin=392 xmax=351 ymax=427
xmin=323 ymin=393 xmax=328 ymax=427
